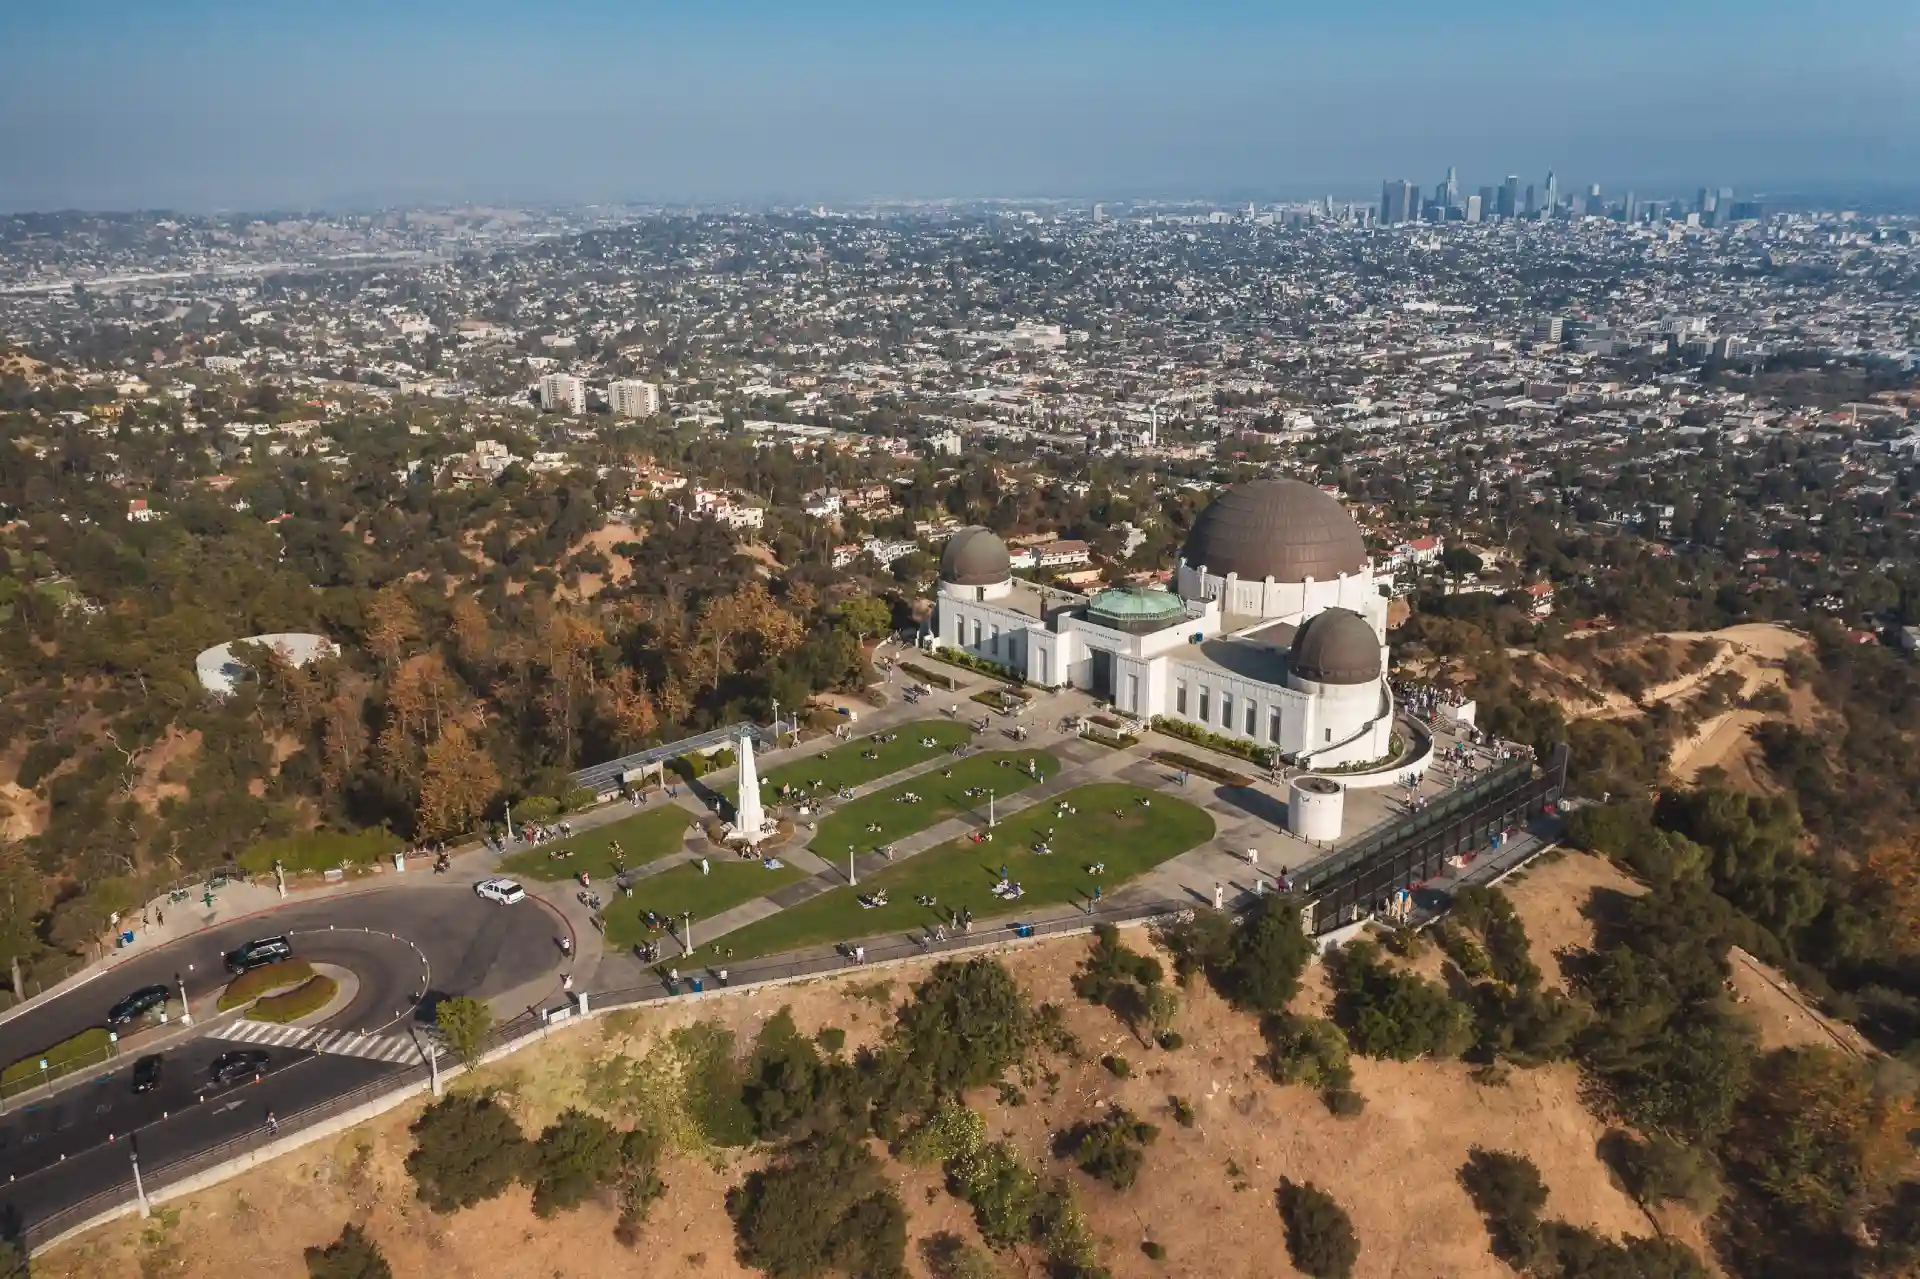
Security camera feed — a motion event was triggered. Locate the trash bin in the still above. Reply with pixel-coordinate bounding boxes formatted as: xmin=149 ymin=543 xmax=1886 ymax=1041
xmin=691 ymin=978 xmax=704 ymax=993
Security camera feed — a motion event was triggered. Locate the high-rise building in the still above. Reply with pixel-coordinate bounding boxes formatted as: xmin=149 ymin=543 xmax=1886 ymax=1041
xmin=1444 ymin=165 xmax=1460 ymax=210
xmin=1524 ymin=184 xmax=1538 ymax=217
xmin=1380 ymin=180 xmax=1396 ymax=225
xmin=1543 ymin=170 xmax=1558 ymax=216
xmin=1464 ymin=194 xmax=1483 ymax=223
xmin=1532 ymin=316 xmax=1565 ymax=345
xmin=1479 ymin=185 xmax=1498 ymax=218
xmin=1092 ymin=202 xmax=1108 ymax=223
xmin=1622 ymin=192 xmax=1638 ymax=223
xmin=1380 ymin=179 xmax=1416 ymax=224
xmin=539 ymin=373 xmax=586 ymax=415
xmin=1500 ymin=175 xmax=1520 ymax=219
xmin=609 ymin=379 xmax=663 ymax=419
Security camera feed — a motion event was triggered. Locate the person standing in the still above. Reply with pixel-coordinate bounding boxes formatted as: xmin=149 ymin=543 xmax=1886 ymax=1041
xmin=1213 ymin=882 xmax=1225 ymax=910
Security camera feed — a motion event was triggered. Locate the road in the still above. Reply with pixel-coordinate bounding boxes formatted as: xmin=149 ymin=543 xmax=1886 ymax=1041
xmin=0 ymin=884 xmax=561 ymax=1234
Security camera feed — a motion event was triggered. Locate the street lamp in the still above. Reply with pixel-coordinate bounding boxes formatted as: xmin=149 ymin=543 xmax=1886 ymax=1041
xmin=130 ymin=1147 xmax=150 ymax=1218
xmin=681 ymin=912 xmax=693 ymax=958
xmin=988 ymin=789 xmax=996 ymax=829
xmin=848 ymin=845 xmax=857 ymax=887
xmin=175 ymin=969 xmax=192 ymax=1027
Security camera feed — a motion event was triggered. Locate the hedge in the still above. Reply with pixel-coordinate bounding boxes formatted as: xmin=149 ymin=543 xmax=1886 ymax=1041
xmin=1149 ymin=717 xmax=1275 ymax=768
xmin=930 ymin=647 xmax=1025 ymax=684
xmin=1150 ymin=750 xmax=1252 ymax=787
xmin=239 ymin=829 xmax=399 ymax=876
xmin=2 ymin=1027 xmax=114 ymax=1089
xmin=1083 ymin=728 xmax=1133 ymax=750
xmin=899 ymin=661 xmax=958 ymax=691
xmin=247 ymin=974 xmax=339 ymax=1024
xmin=218 ymin=958 xmax=315 ymax=1010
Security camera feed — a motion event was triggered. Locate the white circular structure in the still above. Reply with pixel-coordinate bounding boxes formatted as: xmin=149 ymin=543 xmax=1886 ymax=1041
xmin=1289 ymin=775 xmax=1345 ymax=842
xmin=195 ymin=632 xmax=336 ymax=698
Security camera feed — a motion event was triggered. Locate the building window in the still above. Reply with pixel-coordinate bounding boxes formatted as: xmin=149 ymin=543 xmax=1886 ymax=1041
xmin=1325 ymin=728 xmax=1333 ymax=743
xmin=1198 ymin=687 xmax=1210 ymax=722
xmin=1270 ymin=707 xmax=1282 ymax=742
xmin=1246 ymin=701 xmax=1257 ymax=736
xmin=1176 ymin=681 xmax=1187 ymax=715
xmin=990 ymin=624 xmax=1000 ymax=656
xmin=972 ymin=620 xmax=982 ymax=648
xmin=1221 ymin=692 xmax=1234 ymax=731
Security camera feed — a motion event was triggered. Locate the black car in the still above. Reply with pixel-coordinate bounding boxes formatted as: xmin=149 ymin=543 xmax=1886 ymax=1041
xmin=224 ymin=935 xmax=293 ymax=974
xmin=131 ymin=1054 xmax=163 ymax=1094
xmin=208 ymin=1050 xmax=271 ymax=1087
xmin=106 ymin=984 xmax=170 ymax=1028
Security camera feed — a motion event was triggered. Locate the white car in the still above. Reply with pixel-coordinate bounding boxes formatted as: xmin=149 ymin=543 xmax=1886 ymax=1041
xmin=475 ymin=878 xmax=527 ymax=906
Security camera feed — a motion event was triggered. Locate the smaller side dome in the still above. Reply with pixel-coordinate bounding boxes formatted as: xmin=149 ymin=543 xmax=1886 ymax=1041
xmin=939 ymin=526 xmax=1011 ymax=586
xmin=1289 ymin=608 xmax=1381 ymax=685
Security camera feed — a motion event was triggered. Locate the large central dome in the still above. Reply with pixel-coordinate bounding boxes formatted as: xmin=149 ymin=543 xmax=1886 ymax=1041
xmin=1181 ymin=479 xmax=1368 ymax=584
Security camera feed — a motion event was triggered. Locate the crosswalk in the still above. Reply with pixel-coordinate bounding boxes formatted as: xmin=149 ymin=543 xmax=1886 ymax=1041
xmin=208 ymin=1019 xmax=435 ymax=1064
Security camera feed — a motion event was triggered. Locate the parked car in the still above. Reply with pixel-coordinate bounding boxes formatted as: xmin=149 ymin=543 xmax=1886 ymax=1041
xmin=131 ymin=1054 xmax=163 ymax=1094
xmin=224 ymin=935 xmax=293 ymax=974
xmin=106 ymin=984 xmax=170 ymax=1028
xmin=208 ymin=1050 xmax=270 ymax=1087
xmin=474 ymin=878 xmax=527 ymax=906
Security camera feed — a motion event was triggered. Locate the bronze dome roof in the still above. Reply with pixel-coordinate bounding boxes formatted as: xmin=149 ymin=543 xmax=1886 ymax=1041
xmin=1181 ymin=479 xmax=1368 ymax=584
xmin=1289 ymin=607 xmax=1382 ymax=685
xmin=939 ymin=526 xmax=1011 ymax=586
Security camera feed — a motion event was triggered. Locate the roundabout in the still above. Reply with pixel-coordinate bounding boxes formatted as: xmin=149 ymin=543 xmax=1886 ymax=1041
xmin=0 ymin=882 xmax=563 ymax=1236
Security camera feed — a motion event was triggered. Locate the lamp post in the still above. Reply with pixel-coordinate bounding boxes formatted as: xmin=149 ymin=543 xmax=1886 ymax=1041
xmin=681 ymin=912 xmax=693 ymax=958
xmin=131 ymin=1147 xmax=150 ymax=1218
xmin=848 ymin=845 xmax=857 ymax=887
xmin=175 ymin=969 xmax=192 ymax=1027
xmin=988 ymin=789 xmax=996 ymax=830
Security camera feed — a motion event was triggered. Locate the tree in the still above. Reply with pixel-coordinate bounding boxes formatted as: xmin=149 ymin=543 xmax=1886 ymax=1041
xmin=1441 ymin=545 xmax=1485 ymax=578
xmin=1278 ymin=1179 xmax=1360 ymax=1279
xmin=434 ymin=995 xmax=493 ymax=1068
xmin=405 ymin=1092 xmax=528 ymax=1213
xmin=897 ymin=958 xmax=1032 ymax=1093
xmin=527 ymin=1108 xmax=623 ymax=1218
xmin=1330 ymin=941 xmax=1474 ymax=1061
xmin=416 ymin=723 xmax=500 ymax=839
xmin=727 ymin=1137 xmax=909 ymax=1279
xmin=613 ymin=1126 xmax=669 ymax=1247
xmin=304 ymin=1222 xmax=393 ymax=1279
xmin=1459 ymin=1148 xmax=1549 ymax=1268
xmin=363 ymin=584 xmax=421 ymax=672
xmin=834 ymin=595 xmax=893 ymax=642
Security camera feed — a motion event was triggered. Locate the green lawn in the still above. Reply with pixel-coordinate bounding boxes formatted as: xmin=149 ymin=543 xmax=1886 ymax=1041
xmin=812 ymin=750 xmax=1060 ymax=860
xmin=601 ymin=857 xmax=808 ymax=951
xmin=762 ymin=719 xmax=975 ymax=798
xmin=498 ymin=806 xmax=693 ymax=883
xmin=2 ymin=1026 xmax=114 ymax=1091
xmin=712 ymin=782 xmax=1214 ymax=962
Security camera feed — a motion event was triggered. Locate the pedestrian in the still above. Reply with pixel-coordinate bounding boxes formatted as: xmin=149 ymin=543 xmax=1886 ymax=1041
xmin=1093 ymin=883 xmax=1102 ymax=906
xmin=562 ymin=973 xmax=574 ymax=994
xmin=156 ymin=907 xmax=164 ymax=928
xmin=855 ymin=944 xmax=866 ymax=965
xmin=700 ymin=857 xmax=710 ymax=876
xmin=717 ymin=968 xmax=729 ymax=985
xmin=1213 ymin=882 xmax=1224 ymax=910
xmin=265 ymin=1110 xmax=278 ymax=1136
xmin=1246 ymin=846 xmax=1259 ymax=868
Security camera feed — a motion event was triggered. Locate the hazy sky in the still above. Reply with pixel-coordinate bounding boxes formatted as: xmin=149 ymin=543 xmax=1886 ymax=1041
xmin=2 ymin=0 xmax=1916 ymax=212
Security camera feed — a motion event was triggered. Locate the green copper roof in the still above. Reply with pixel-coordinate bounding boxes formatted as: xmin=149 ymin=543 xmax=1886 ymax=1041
xmin=1088 ymin=586 xmax=1185 ymax=623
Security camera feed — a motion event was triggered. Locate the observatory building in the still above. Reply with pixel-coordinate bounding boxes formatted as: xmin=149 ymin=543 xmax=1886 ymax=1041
xmin=929 ymin=479 xmax=1394 ymax=769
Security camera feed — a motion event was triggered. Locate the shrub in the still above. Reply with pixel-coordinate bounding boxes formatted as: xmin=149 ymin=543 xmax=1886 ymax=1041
xmin=1156 ymin=1030 xmax=1184 ymax=1051
xmin=1149 ymin=717 xmax=1274 ymax=768
xmin=1262 ymin=1014 xmax=1353 ymax=1091
xmin=1598 ymin=1129 xmax=1720 ymax=1213
xmin=919 ymin=1233 xmax=1002 ymax=1279
xmin=741 ymin=1008 xmax=825 ymax=1141
xmin=405 ymin=1093 xmax=529 ymax=1213
xmin=1153 ymin=892 xmax=1314 ymax=1016
xmin=1471 ymin=982 xmax=1589 ymax=1067
xmin=1325 ymin=1088 xmax=1367 ymax=1117
xmin=434 ymin=995 xmax=493 ymax=1068
xmin=218 ymin=959 xmax=315 ymax=1010
xmin=816 ymin=1026 xmax=846 ymax=1055
xmin=1102 ymin=1054 xmax=1131 ymax=1078
xmin=1071 ymin=925 xmax=1164 ymax=1013
xmin=1278 ymin=1179 xmax=1360 ymax=1279
xmin=1060 ymin=1107 xmax=1160 ymax=1190
xmin=951 ymin=1141 xmax=1044 ymax=1249
xmin=1168 ymin=1095 xmax=1197 ymax=1127
xmin=899 ymin=661 xmax=959 ymax=691
xmin=1147 ymin=749 xmax=1251 ymax=786
xmin=527 ymin=1108 xmax=623 ymax=1218
xmin=1434 ymin=923 xmax=1493 ymax=980
xmin=304 ymin=1222 xmax=392 ymax=1279
xmin=1329 ymin=941 xmax=1473 ymax=1061
xmin=899 ymin=1100 xmax=987 ymax=1166
xmin=728 ymin=1137 xmax=908 ymax=1279
xmin=247 ymin=974 xmax=338 ymax=1024
xmin=1142 ymin=1240 xmax=1167 ymax=1260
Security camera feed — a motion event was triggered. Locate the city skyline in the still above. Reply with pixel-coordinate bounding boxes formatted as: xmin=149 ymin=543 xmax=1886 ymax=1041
xmin=1 ymin=0 xmax=1916 ymax=212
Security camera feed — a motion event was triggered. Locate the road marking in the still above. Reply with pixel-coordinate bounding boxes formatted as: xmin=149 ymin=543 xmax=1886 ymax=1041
xmin=207 ymin=1021 xmax=434 ymax=1064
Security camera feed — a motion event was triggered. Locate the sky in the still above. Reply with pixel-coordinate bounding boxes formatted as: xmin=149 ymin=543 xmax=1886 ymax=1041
xmin=1 ymin=0 xmax=1916 ymax=213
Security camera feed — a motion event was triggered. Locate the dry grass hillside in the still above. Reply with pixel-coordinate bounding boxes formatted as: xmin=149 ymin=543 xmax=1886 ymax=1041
xmin=37 ymin=850 xmax=1841 ymax=1279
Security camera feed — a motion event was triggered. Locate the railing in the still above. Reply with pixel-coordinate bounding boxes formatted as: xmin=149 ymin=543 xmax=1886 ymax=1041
xmin=569 ymin=722 xmax=773 ymax=795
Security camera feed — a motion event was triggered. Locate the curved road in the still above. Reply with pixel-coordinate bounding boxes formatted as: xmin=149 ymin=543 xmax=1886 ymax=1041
xmin=0 ymin=884 xmax=560 ymax=1238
